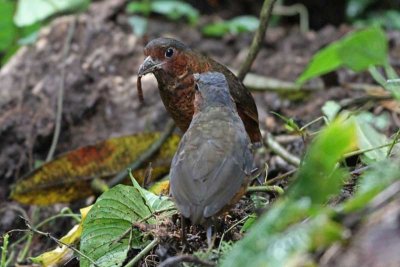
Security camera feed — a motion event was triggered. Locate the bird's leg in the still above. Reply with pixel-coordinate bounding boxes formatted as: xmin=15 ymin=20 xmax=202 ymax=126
xmin=206 ymin=225 xmax=213 ymax=248
xmin=180 ymin=215 xmax=188 ymax=246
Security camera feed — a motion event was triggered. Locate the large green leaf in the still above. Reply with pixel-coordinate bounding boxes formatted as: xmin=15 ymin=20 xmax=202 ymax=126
xmin=338 ymin=27 xmax=387 ymax=71
xmin=80 ymin=183 xmax=175 ymax=267
xmin=297 ymin=27 xmax=388 ymax=84
xmin=221 ymin=120 xmax=356 ymax=267
xmin=288 ymin=119 xmax=356 ymax=203
xmin=14 ymin=0 xmax=89 ymax=27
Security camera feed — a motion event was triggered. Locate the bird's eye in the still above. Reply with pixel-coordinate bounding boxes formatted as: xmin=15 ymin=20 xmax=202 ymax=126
xmin=195 ymin=84 xmax=200 ymax=91
xmin=165 ymin=48 xmax=174 ymax=58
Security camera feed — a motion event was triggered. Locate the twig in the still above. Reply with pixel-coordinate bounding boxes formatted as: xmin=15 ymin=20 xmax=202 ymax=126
xmin=17 ymin=206 xmax=39 ymax=263
xmin=266 ymin=133 xmax=301 ymax=167
xmin=387 ymin=129 xmax=400 ymax=158
xmin=22 ymin=217 xmax=98 ymax=267
xmin=158 ymin=254 xmax=215 ymax=267
xmin=273 ymin=3 xmax=309 ymax=32
xmin=241 ymin=72 xmax=393 ymax=94
xmin=247 ymin=185 xmax=284 ymax=195
xmin=46 ymin=17 xmax=77 ymax=162
xmin=218 ymin=215 xmax=249 ymax=252
xmin=339 ymin=95 xmax=392 ymax=110
xmin=240 ymin=72 xmax=322 ymax=93
xmin=266 ymin=169 xmax=297 ymax=185
xmin=114 ymin=207 xmax=176 ymax=245
xmin=237 ymin=0 xmax=278 ymax=81
xmin=344 ymin=139 xmax=400 ymax=158
xmin=139 ymin=207 xmax=176 ymax=223
xmin=124 ymin=238 xmax=159 ymax=267
xmin=108 ymin=119 xmax=176 ymax=187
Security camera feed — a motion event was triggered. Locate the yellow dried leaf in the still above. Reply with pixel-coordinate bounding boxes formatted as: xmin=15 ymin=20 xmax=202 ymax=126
xmin=11 ymin=133 xmax=180 ymax=205
xmin=31 ymin=205 xmax=93 ymax=266
xmin=149 ymin=178 xmax=170 ymax=196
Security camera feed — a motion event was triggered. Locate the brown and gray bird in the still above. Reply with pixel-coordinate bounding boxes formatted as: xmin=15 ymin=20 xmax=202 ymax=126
xmin=169 ymin=72 xmax=254 ymax=227
xmin=137 ymin=37 xmax=262 ymax=145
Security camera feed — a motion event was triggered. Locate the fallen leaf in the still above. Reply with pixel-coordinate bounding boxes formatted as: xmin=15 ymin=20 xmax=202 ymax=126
xmin=11 ymin=133 xmax=180 ymax=205
xmin=31 ymin=205 xmax=93 ymax=266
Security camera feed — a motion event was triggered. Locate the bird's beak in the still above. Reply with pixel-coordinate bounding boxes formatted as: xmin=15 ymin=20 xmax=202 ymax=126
xmin=138 ymin=56 xmax=163 ymax=77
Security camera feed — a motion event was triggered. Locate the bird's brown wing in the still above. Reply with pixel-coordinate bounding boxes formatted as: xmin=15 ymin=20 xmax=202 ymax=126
xmin=209 ymin=59 xmax=262 ymax=143
xmin=170 ymin=125 xmax=250 ymax=222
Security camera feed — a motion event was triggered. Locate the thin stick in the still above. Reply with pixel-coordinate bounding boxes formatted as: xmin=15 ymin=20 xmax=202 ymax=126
xmin=158 ymin=254 xmax=215 ymax=267
xmin=238 ymin=0 xmax=278 ymax=81
xmin=218 ymin=215 xmax=249 ymax=252
xmin=247 ymin=185 xmax=284 ymax=195
xmin=108 ymin=120 xmax=175 ymax=187
xmin=22 ymin=217 xmax=98 ymax=267
xmin=344 ymin=139 xmax=400 ymax=158
xmin=266 ymin=169 xmax=297 ymax=185
xmin=266 ymin=133 xmax=301 ymax=167
xmin=124 ymin=238 xmax=159 ymax=267
xmin=113 ymin=207 xmax=176 ymax=245
xmin=46 ymin=17 xmax=76 ymax=162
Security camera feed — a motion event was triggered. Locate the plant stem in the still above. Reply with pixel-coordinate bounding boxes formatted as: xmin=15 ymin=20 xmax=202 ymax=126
xmin=124 ymin=238 xmax=159 ymax=267
xmin=238 ymin=0 xmax=278 ymax=81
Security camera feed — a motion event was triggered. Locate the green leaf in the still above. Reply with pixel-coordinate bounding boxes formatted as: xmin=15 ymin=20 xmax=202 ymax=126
xmin=354 ymin=116 xmax=388 ymax=162
xmin=221 ymin=120 xmax=355 ymax=267
xmin=240 ymin=214 xmax=257 ymax=232
xmin=80 ymin=184 xmax=175 ymax=267
xmin=129 ymin=172 xmax=175 ymax=214
xmin=202 ymin=22 xmax=229 ymax=38
xmin=228 ymin=16 xmax=259 ymax=34
xmin=14 ymin=0 xmax=89 ymax=27
xmin=0 ymin=1 xmax=17 ymax=51
xmin=297 ymin=42 xmax=342 ymax=84
xmin=202 ymin=16 xmax=259 ymax=37
xmin=288 ymin=119 xmax=356 ymax=203
xmin=151 ymin=0 xmax=199 ymax=25
xmin=338 ymin=27 xmax=387 ymax=71
xmin=127 ymin=15 xmax=148 ymax=37
xmin=297 ymin=27 xmax=388 ymax=84
xmin=354 ymin=10 xmax=400 ymax=30
xmin=346 ymin=0 xmax=374 ymax=19
xmin=126 ymin=2 xmax=152 ymax=16
xmin=321 ymin=101 xmax=341 ymax=122
xmin=386 ymin=79 xmax=400 ymax=100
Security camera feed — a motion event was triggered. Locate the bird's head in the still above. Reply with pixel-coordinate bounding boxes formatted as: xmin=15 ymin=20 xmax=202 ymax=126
xmin=193 ymin=72 xmax=235 ymax=112
xmin=138 ymin=38 xmax=191 ymax=78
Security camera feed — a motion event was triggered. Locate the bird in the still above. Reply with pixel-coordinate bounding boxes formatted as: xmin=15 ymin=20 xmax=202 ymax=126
xmin=169 ymin=72 xmax=254 ymax=240
xmin=137 ymin=37 xmax=262 ymax=145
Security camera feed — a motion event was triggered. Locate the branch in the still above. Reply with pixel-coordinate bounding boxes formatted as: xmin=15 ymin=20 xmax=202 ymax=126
xmin=238 ymin=0 xmax=278 ymax=81
xmin=22 ymin=217 xmax=98 ymax=266
xmin=266 ymin=133 xmax=301 ymax=167
xmin=124 ymin=238 xmax=159 ymax=267
xmin=247 ymin=185 xmax=284 ymax=195
xmin=46 ymin=17 xmax=77 ymax=162
xmin=108 ymin=119 xmax=175 ymax=187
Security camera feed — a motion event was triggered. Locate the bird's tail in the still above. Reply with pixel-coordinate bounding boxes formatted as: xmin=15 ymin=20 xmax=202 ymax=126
xmin=190 ymin=205 xmax=205 ymax=225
